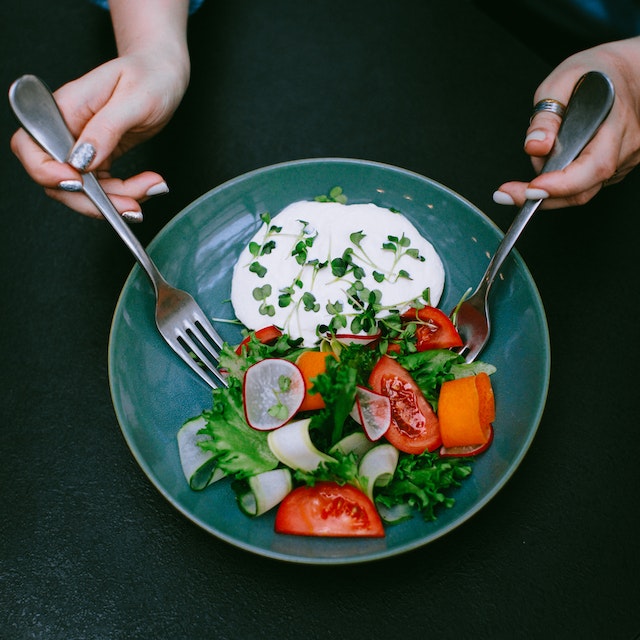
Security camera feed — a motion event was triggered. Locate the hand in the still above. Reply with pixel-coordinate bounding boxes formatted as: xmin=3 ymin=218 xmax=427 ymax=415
xmin=493 ymin=36 xmax=640 ymax=209
xmin=10 ymin=51 xmax=189 ymax=220
xmin=10 ymin=0 xmax=190 ymax=220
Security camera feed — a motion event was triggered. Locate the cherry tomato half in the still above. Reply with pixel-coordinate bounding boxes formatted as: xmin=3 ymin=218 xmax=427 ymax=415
xmin=274 ymin=482 xmax=384 ymax=537
xmin=369 ymin=355 xmax=441 ymax=454
xmin=401 ymin=306 xmax=463 ymax=351
xmin=235 ymin=325 xmax=283 ymax=355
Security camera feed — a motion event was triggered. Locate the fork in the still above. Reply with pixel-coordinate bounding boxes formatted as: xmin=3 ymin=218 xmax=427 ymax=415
xmin=454 ymin=71 xmax=615 ymax=363
xmin=9 ymin=74 xmax=227 ymax=388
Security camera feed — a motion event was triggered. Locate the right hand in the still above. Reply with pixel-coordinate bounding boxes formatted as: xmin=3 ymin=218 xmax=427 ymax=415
xmin=10 ymin=49 xmax=190 ymax=219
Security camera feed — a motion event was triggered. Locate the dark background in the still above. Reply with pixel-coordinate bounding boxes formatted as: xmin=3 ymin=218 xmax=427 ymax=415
xmin=2 ymin=1 xmax=639 ymax=638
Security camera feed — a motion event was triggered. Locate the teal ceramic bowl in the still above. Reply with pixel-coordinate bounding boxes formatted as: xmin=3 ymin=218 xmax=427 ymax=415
xmin=108 ymin=158 xmax=550 ymax=564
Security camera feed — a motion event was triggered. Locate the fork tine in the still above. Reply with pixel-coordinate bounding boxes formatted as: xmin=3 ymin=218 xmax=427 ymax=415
xmin=177 ymin=327 xmax=227 ymax=387
xmin=175 ymin=334 xmax=225 ymax=388
xmin=176 ymin=319 xmax=228 ymax=388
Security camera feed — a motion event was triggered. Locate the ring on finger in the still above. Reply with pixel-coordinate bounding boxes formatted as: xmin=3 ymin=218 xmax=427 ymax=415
xmin=530 ymin=98 xmax=566 ymax=123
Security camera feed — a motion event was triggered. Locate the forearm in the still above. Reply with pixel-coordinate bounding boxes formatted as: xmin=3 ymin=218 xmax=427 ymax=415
xmin=108 ymin=0 xmax=191 ymax=85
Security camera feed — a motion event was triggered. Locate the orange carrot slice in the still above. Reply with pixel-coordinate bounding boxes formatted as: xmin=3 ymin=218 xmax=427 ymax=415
xmin=295 ymin=350 xmax=336 ymax=412
xmin=438 ymin=372 xmax=495 ymax=448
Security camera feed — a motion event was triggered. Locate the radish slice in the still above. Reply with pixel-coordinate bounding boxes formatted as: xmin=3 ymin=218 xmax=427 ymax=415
xmin=267 ymin=418 xmax=336 ymax=472
xmin=358 ymin=444 xmax=399 ymax=501
xmin=330 ymin=432 xmax=376 ymax=458
xmin=243 ymin=358 xmax=305 ymax=430
xmin=237 ymin=468 xmax=292 ymax=516
xmin=177 ymin=416 xmax=226 ymax=490
xmin=439 ymin=424 xmax=494 ymax=458
xmin=333 ymin=329 xmax=381 ymax=346
xmin=354 ymin=386 xmax=391 ymax=441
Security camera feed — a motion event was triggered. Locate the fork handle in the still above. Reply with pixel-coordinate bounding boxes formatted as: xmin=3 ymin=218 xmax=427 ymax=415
xmin=8 ymin=74 xmax=167 ymax=296
xmin=82 ymin=172 xmax=167 ymax=294
xmin=475 ymin=70 xmax=615 ymax=301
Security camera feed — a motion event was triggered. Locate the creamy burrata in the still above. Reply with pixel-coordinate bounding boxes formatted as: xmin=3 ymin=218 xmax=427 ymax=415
xmin=231 ymin=200 xmax=445 ymax=346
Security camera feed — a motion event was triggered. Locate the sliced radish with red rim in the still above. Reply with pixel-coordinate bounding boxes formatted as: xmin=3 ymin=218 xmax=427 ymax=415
xmin=243 ymin=358 xmax=305 ymax=430
xmin=354 ymin=385 xmax=391 ymax=441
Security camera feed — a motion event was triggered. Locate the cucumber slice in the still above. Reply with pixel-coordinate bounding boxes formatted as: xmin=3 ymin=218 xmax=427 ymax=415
xmin=237 ymin=468 xmax=293 ymax=516
xmin=358 ymin=444 xmax=399 ymax=501
xmin=267 ymin=418 xmax=336 ymax=472
xmin=177 ymin=416 xmax=225 ymax=490
xmin=377 ymin=501 xmax=414 ymax=524
xmin=329 ymin=432 xmax=375 ymax=458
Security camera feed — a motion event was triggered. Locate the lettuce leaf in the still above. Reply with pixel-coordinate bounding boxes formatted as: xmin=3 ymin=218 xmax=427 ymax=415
xmin=398 ymin=349 xmax=495 ymax=410
xmin=198 ymin=379 xmax=279 ymax=479
xmin=375 ymin=450 xmax=472 ymax=521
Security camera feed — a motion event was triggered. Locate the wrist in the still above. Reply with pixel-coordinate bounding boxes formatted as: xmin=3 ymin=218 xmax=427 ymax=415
xmin=108 ymin=0 xmax=190 ymax=63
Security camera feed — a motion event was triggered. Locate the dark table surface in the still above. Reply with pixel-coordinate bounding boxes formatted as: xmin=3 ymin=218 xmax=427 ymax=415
xmin=2 ymin=1 xmax=640 ymax=638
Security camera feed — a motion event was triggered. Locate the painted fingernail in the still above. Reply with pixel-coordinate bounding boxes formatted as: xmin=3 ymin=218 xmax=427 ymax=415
xmin=524 ymin=130 xmax=546 ymax=145
xmin=492 ymin=190 xmax=515 ymax=206
xmin=122 ymin=210 xmax=143 ymax=223
xmin=145 ymin=181 xmax=169 ymax=197
xmin=525 ymin=188 xmax=549 ymax=200
xmin=68 ymin=142 xmax=96 ymax=171
xmin=58 ymin=179 xmax=83 ymax=192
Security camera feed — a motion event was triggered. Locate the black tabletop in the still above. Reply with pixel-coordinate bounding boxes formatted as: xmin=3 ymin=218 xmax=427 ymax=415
xmin=2 ymin=1 xmax=639 ymax=638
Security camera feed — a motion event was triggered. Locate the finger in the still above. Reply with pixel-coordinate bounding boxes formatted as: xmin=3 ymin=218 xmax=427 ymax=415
xmin=98 ymin=171 xmax=169 ymax=202
xmin=524 ymin=112 xmax=564 ymax=157
xmin=11 ymin=127 xmax=82 ymax=188
xmin=492 ymin=179 xmax=602 ymax=210
xmin=527 ymin=139 xmax=618 ymax=196
xmin=524 ymin=69 xmax=589 ymax=158
xmin=55 ymin=74 xmax=147 ymax=172
xmin=43 ymin=171 xmax=168 ymax=220
xmin=44 ymin=187 xmax=143 ymax=221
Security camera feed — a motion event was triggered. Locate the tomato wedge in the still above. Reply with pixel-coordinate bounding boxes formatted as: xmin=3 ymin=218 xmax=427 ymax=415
xmin=369 ymin=355 xmax=441 ymax=454
xmin=274 ymin=482 xmax=384 ymax=537
xmin=235 ymin=325 xmax=283 ymax=354
xmin=401 ymin=306 xmax=463 ymax=351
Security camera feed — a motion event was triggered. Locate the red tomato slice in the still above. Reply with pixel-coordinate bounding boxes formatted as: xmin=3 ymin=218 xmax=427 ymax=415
xmin=401 ymin=306 xmax=463 ymax=351
xmin=369 ymin=355 xmax=442 ymax=454
xmin=274 ymin=482 xmax=384 ymax=538
xmin=235 ymin=325 xmax=283 ymax=354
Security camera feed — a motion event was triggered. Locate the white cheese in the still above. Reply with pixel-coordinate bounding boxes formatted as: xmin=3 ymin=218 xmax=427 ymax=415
xmin=230 ymin=200 xmax=445 ymax=346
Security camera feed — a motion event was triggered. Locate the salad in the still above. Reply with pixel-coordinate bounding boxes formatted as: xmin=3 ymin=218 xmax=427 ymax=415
xmin=176 ymin=189 xmax=496 ymax=538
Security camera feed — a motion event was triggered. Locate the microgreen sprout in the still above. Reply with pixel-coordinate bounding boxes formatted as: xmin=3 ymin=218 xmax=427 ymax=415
xmin=253 ymin=284 xmax=275 ymax=317
xmin=246 ymin=211 xmax=283 ymax=279
xmin=314 ymin=186 xmax=348 ymax=204
xmin=267 ymin=374 xmax=293 ymax=420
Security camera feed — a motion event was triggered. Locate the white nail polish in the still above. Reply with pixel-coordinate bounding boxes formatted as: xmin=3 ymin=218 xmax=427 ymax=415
xmin=68 ymin=142 xmax=96 ymax=171
xmin=524 ymin=130 xmax=546 ymax=145
xmin=525 ymin=188 xmax=549 ymax=200
xmin=58 ymin=179 xmax=83 ymax=192
xmin=492 ymin=191 xmax=515 ymax=206
xmin=145 ymin=181 xmax=169 ymax=197
xmin=122 ymin=210 xmax=143 ymax=223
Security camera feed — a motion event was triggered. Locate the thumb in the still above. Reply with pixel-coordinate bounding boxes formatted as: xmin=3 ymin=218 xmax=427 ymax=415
xmin=67 ymin=97 xmax=145 ymax=172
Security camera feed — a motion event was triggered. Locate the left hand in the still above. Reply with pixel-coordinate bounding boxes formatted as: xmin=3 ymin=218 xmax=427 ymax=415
xmin=493 ymin=36 xmax=640 ymax=209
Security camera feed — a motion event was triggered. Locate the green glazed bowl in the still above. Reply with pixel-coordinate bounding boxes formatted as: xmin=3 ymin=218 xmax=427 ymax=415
xmin=108 ymin=158 xmax=550 ymax=564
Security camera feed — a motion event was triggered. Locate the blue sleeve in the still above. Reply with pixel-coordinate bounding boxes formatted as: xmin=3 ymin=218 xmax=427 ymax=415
xmin=89 ymin=0 xmax=205 ymax=14
xmin=519 ymin=0 xmax=640 ymax=40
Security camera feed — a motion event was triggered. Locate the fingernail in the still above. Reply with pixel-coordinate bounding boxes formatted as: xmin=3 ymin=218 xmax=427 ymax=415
xmin=122 ymin=210 xmax=143 ymax=223
xmin=524 ymin=130 xmax=547 ymax=145
xmin=68 ymin=142 xmax=96 ymax=171
xmin=492 ymin=190 xmax=515 ymax=206
xmin=145 ymin=181 xmax=169 ymax=197
xmin=525 ymin=188 xmax=549 ymax=200
xmin=58 ymin=179 xmax=83 ymax=192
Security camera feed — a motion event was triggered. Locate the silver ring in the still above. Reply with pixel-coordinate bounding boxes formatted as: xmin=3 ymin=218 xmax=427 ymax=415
xmin=530 ymin=98 xmax=566 ymax=123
